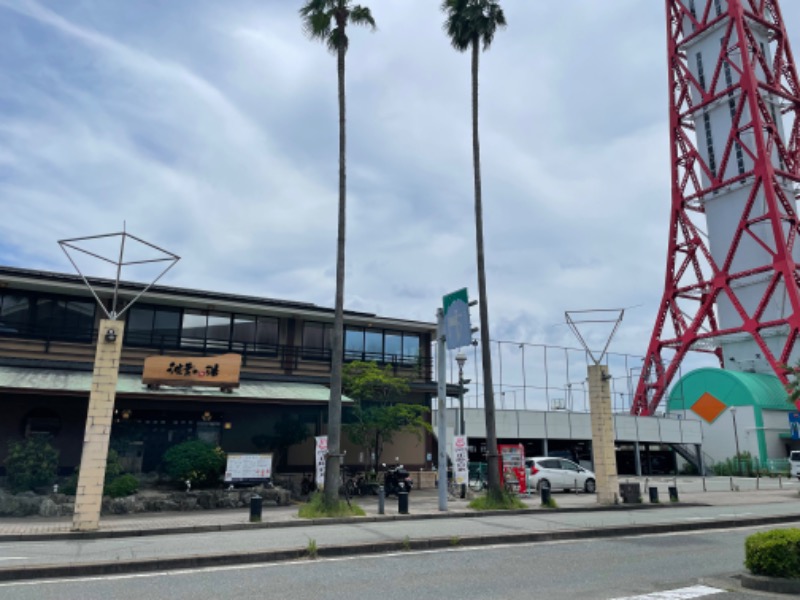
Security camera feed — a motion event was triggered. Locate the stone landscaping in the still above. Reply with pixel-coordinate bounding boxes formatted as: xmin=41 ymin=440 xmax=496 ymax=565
xmin=0 ymin=484 xmax=291 ymax=518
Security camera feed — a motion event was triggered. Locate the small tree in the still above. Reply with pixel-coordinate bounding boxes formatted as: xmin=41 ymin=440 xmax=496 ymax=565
xmin=783 ymin=359 xmax=800 ymax=409
xmin=343 ymin=361 xmax=431 ymax=472
xmin=5 ymin=436 xmax=59 ymax=492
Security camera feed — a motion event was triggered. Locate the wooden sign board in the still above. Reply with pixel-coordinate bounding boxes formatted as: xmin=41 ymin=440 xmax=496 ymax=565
xmin=142 ymin=353 xmax=241 ymax=389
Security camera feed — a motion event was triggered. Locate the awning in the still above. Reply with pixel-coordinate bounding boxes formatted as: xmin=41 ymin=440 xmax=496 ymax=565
xmin=0 ymin=366 xmax=351 ymax=403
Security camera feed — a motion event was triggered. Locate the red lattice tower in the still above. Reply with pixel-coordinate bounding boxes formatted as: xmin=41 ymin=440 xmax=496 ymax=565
xmin=633 ymin=0 xmax=800 ymax=415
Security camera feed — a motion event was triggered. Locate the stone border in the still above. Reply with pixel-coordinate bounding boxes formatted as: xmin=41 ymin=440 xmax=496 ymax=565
xmin=740 ymin=572 xmax=800 ymax=595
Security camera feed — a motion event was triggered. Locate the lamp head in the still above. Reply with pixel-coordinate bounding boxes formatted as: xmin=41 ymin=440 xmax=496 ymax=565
xmin=455 ymin=352 xmax=467 ymax=367
xmin=104 ymin=328 xmax=117 ymax=343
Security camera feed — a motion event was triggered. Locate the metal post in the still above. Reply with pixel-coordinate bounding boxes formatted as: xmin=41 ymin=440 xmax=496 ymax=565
xmin=731 ymin=407 xmax=741 ymax=476
xmin=456 ymin=351 xmax=468 ymax=499
xmin=436 ymin=309 xmax=448 ymax=512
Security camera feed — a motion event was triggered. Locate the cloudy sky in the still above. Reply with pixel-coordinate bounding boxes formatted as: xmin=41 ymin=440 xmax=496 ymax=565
xmin=2 ymin=1 xmax=799 ymax=408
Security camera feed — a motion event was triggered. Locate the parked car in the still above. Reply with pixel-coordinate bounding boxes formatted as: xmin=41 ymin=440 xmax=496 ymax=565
xmin=525 ymin=456 xmax=596 ymax=493
xmin=790 ymin=450 xmax=800 ymax=480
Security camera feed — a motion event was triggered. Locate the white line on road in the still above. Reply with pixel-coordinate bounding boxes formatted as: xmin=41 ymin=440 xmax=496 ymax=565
xmin=0 ymin=558 xmax=29 ymax=561
xmin=610 ymin=585 xmax=725 ymax=599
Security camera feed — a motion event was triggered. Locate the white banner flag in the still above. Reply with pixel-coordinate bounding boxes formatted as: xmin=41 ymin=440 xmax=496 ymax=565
xmin=315 ymin=436 xmax=328 ymax=488
xmin=453 ymin=435 xmax=469 ymax=485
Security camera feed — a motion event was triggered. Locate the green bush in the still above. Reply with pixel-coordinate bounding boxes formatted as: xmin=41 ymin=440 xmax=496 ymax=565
xmin=744 ymin=528 xmax=800 ymax=579
xmin=162 ymin=440 xmax=225 ymax=487
xmin=4 ymin=437 xmax=59 ymax=492
xmin=105 ymin=474 xmax=139 ymax=498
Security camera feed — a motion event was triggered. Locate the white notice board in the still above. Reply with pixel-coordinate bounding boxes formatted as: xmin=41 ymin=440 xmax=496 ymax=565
xmin=224 ymin=453 xmax=273 ymax=482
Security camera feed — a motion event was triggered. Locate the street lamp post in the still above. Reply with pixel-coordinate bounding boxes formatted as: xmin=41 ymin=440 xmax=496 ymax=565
xmin=456 ymin=352 xmax=467 ymax=437
xmin=456 ymin=351 xmax=468 ymax=499
xmin=730 ymin=407 xmax=741 ymax=476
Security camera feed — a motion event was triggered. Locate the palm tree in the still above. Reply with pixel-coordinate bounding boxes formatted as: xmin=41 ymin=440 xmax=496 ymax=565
xmin=441 ymin=0 xmax=506 ymax=498
xmin=299 ymin=0 xmax=376 ymax=507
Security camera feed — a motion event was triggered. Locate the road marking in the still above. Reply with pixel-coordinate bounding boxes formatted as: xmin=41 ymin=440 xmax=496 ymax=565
xmin=0 ymin=558 xmax=28 ymax=561
xmin=610 ymin=585 xmax=725 ymax=599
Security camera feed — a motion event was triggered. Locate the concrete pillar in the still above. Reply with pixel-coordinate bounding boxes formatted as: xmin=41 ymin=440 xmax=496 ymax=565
xmin=634 ymin=440 xmax=642 ymax=476
xmin=588 ymin=364 xmax=619 ymax=505
xmin=72 ymin=319 xmax=124 ymax=531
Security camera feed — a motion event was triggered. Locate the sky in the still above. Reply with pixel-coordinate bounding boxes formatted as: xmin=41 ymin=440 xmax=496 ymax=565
xmin=2 ymin=1 xmax=800 ymax=410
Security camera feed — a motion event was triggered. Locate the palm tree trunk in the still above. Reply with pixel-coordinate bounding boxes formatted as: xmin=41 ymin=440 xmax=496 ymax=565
xmin=471 ymin=40 xmax=500 ymax=495
xmin=324 ymin=42 xmax=348 ymax=506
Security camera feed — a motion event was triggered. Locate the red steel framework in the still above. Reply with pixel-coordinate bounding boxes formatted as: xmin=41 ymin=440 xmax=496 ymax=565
xmin=632 ymin=0 xmax=800 ymax=415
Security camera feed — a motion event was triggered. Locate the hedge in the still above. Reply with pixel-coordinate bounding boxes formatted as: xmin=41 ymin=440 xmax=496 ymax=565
xmin=745 ymin=528 xmax=800 ymax=579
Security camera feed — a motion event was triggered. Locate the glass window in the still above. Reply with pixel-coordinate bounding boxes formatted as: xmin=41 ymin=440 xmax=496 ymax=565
xmin=402 ymin=334 xmax=420 ymax=366
xmin=302 ymin=322 xmax=331 ymax=360
xmin=231 ymin=315 xmax=256 ymax=351
xmin=344 ymin=327 xmax=364 ymax=360
xmin=384 ymin=332 xmax=402 ymax=362
xmin=181 ymin=310 xmax=207 ymax=348
xmin=364 ymin=330 xmax=383 ymax=360
xmin=0 ymin=294 xmax=31 ymax=334
xmin=63 ymin=300 xmax=95 ymax=341
xmin=255 ymin=317 xmax=279 ymax=352
xmin=206 ymin=312 xmax=231 ymax=350
xmin=152 ymin=308 xmax=180 ymax=348
xmin=560 ymin=460 xmax=580 ymax=472
xmin=127 ymin=305 xmax=180 ymax=348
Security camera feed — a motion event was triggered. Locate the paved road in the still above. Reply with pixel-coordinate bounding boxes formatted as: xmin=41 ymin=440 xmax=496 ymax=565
xmin=0 ymin=525 xmax=791 ymax=599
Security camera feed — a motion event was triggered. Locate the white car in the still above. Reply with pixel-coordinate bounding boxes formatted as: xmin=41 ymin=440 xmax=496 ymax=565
xmin=525 ymin=457 xmax=596 ymax=493
xmin=790 ymin=451 xmax=800 ymax=480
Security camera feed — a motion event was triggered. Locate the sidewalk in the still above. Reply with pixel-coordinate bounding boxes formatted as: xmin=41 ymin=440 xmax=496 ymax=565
xmin=1 ymin=475 xmax=798 ymax=540
xmin=1 ymin=476 xmax=799 ymax=583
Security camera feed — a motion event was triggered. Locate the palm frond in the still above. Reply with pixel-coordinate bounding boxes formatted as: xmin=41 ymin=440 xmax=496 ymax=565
xmin=350 ymin=5 xmax=376 ymax=30
xmin=441 ymin=0 xmax=506 ymax=52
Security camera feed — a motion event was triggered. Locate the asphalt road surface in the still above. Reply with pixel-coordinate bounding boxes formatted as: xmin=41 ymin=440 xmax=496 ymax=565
xmin=0 ymin=524 xmax=792 ymax=600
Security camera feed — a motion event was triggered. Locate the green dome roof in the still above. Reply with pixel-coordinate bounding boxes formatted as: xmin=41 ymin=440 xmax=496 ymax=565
xmin=667 ymin=368 xmax=790 ymax=412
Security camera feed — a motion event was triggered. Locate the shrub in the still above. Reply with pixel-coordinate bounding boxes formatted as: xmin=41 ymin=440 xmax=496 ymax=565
xmin=744 ymin=528 xmax=800 ymax=579
xmin=105 ymin=474 xmax=139 ymax=498
xmin=162 ymin=441 xmax=226 ymax=487
xmin=4 ymin=437 xmax=59 ymax=492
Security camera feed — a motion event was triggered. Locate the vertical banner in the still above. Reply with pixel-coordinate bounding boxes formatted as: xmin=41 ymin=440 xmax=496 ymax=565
xmin=315 ymin=436 xmax=328 ymax=488
xmin=452 ymin=435 xmax=469 ymax=485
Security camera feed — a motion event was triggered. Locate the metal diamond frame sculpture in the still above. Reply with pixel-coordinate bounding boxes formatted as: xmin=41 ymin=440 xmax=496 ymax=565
xmin=565 ymin=308 xmax=625 ymax=367
xmin=58 ymin=230 xmax=180 ymax=320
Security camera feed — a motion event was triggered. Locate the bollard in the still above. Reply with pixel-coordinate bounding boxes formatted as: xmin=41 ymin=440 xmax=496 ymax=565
xmin=702 ymin=476 xmax=706 ymax=492
xmin=779 ymin=475 xmax=783 ymax=489
xmin=648 ymin=487 xmax=659 ymax=503
xmin=378 ymin=486 xmax=385 ymax=515
xmin=540 ymin=485 xmax=552 ymax=506
xmin=249 ymin=495 xmax=262 ymax=523
xmin=398 ymin=490 xmax=409 ymax=514
xmin=668 ymin=486 xmax=679 ymax=502
xmin=460 ymin=483 xmax=466 ymax=499
xmin=756 ymin=473 xmax=760 ymax=490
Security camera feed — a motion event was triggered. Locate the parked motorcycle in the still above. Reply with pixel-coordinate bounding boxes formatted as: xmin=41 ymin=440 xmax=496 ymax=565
xmin=382 ymin=462 xmax=413 ymax=496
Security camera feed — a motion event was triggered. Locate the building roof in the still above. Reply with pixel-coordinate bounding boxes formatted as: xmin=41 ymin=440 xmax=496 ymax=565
xmin=667 ymin=367 xmax=792 ymax=412
xmin=0 ymin=366 xmax=352 ymax=404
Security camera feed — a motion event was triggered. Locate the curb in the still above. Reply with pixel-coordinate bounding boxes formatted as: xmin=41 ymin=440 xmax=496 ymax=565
xmin=0 ymin=501 xmax=710 ymax=542
xmin=740 ymin=572 xmax=800 ymax=594
xmin=1 ymin=511 xmax=799 ymax=582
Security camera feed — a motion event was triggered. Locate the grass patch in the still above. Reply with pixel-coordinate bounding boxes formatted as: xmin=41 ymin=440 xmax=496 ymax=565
xmin=468 ymin=488 xmax=527 ymax=511
xmin=297 ymin=491 xmax=366 ymax=519
xmin=306 ymin=538 xmax=318 ymax=559
xmin=449 ymin=536 xmax=461 ymax=546
xmin=540 ymin=496 xmax=558 ymax=509
xmin=402 ymin=535 xmax=411 ymax=551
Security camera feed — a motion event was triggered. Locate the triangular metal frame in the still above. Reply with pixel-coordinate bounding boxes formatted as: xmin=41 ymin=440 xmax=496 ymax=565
xmin=58 ymin=229 xmax=180 ymax=321
xmin=565 ymin=308 xmax=625 ymax=366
